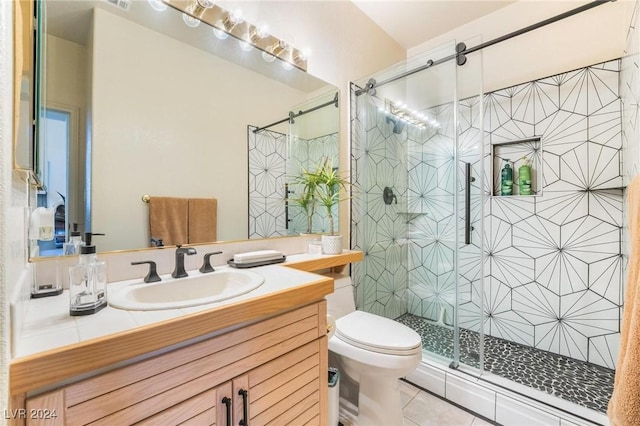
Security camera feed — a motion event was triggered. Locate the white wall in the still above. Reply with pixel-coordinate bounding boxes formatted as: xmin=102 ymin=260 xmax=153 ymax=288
xmin=409 ymin=0 xmax=633 ymax=96
xmin=1 ymin=1 xmax=32 ymax=423
xmin=0 ymin=1 xmax=10 ymax=420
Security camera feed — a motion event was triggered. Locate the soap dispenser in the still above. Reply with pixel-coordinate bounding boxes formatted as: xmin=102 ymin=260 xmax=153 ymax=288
xmin=63 ymin=223 xmax=85 ymax=255
xmin=500 ymin=159 xmax=513 ymax=196
xmin=518 ymin=157 xmax=532 ymax=195
xmin=69 ymin=232 xmax=107 ymax=316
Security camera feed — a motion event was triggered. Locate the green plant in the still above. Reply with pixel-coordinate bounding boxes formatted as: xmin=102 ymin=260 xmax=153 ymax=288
xmin=312 ymin=158 xmax=351 ymax=236
xmin=289 ymin=165 xmax=322 ymax=233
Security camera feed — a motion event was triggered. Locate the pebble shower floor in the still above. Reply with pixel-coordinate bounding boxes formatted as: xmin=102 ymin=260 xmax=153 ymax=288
xmin=396 ymin=314 xmax=614 ymax=413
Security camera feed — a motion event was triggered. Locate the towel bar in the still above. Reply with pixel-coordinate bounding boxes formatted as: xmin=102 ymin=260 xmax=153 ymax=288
xmin=142 ymin=194 xmax=151 ymax=203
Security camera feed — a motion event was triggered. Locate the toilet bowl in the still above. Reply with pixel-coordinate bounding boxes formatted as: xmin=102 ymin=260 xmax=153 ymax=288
xmin=325 ymin=274 xmax=422 ymax=426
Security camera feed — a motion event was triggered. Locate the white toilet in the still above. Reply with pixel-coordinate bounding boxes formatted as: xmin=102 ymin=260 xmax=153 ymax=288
xmin=326 ymin=274 xmax=423 ymax=426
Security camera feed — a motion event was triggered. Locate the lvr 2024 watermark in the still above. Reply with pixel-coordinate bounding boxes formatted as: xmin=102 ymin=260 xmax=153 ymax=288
xmin=3 ymin=409 xmax=58 ymax=420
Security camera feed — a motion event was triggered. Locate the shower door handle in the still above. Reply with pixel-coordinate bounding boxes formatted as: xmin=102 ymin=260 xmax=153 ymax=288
xmin=284 ymin=183 xmax=292 ymax=230
xmin=465 ymin=163 xmax=475 ymax=245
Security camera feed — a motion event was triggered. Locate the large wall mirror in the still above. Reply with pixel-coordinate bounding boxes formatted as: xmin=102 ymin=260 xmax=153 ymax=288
xmin=32 ymin=0 xmax=339 ymax=258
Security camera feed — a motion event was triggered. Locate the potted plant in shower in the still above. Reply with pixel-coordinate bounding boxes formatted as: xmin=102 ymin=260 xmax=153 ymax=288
xmin=314 ymin=157 xmax=352 ymax=255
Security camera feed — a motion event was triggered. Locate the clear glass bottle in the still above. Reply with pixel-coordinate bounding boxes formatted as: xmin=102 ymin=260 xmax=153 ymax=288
xmin=69 ymin=232 xmax=107 ymax=316
xmin=63 ymin=223 xmax=85 ymax=255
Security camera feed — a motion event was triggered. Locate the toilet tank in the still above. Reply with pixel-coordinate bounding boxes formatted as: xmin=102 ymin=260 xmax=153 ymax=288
xmin=324 ymin=273 xmax=356 ymax=319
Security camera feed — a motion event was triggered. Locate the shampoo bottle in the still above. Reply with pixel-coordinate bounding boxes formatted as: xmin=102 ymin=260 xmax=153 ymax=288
xmin=500 ymin=160 xmax=513 ymax=196
xmin=63 ymin=223 xmax=85 ymax=255
xmin=518 ymin=157 xmax=532 ymax=195
xmin=69 ymin=232 xmax=107 ymax=316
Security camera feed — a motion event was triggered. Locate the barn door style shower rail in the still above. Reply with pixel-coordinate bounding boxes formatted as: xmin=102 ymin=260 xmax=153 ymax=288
xmin=355 ymin=0 xmax=615 ymax=95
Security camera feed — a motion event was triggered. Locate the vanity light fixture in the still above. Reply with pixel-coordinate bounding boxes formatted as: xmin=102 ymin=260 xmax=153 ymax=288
xmin=181 ymin=0 xmax=216 ymax=28
xmin=239 ymin=23 xmax=267 ymax=52
xmin=386 ymin=100 xmax=440 ymax=130
xmin=165 ymin=0 xmax=308 ymax=71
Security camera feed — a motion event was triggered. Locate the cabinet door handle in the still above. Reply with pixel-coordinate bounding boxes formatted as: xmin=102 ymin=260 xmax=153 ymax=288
xmin=221 ymin=396 xmax=232 ymax=426
xmin=238 ymin=389 xmax=249 ymax=426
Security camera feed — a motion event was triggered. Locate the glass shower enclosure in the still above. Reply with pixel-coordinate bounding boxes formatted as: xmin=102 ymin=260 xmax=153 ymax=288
xmin=350 ymin=40 xmax=484 ymax=370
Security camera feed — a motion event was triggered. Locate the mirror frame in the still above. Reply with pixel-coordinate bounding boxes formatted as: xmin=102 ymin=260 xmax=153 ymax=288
xmin=13 ymin=0 xmax=36 ymax=176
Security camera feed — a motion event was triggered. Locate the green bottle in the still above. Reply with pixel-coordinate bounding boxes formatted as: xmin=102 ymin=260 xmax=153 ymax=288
xmin=519 ymin=157 xmax=532 ymax=195
xmin=501 ymin=160 xmax=513 ymax=196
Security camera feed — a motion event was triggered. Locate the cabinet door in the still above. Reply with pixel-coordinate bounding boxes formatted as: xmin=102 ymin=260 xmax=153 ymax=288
xmin=245 ymin=338 xmax=325 ymax=426
xmin=134 ymin=387 xmax=217 ymax=426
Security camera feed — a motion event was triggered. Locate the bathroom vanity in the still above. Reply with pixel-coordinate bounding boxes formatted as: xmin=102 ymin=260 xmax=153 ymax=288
xmin=9 ymin=251 xmax=362 ymax=426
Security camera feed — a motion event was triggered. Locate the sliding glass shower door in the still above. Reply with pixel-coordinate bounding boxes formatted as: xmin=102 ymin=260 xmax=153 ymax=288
xmin=350 ymin=40 xmax=484 ymax=370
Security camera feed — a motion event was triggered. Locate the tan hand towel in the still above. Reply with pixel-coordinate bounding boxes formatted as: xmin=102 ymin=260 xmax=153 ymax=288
xmin=188 ymin=198 xmax=217 ymax=244
xmin=608 ymin=175 xmax=640 ymax=426
xmin=148 ymin=197 xmax=188 ymax=246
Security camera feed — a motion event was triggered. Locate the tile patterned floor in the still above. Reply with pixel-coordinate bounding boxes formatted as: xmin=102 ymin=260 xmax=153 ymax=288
xmin=400 ymin=380 xmax=495 ymax=426
xmin=397 ymin=314 xmax=614 ymax=413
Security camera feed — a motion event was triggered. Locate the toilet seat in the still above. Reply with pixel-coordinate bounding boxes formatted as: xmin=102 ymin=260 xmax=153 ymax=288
xmin=335 ymin=310 xmax=422 ymax=356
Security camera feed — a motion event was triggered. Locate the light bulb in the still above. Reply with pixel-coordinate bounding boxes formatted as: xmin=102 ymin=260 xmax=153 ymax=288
xmin=261 ymin=51 xmax=276 ymax=63
xmin=255 ymin=24 xmax=269 ymax=39
xmin=197 ymin=0 xmax=216 ymax=8
xmin=182 ymin=12 xmax=201 ymax=28
xmin=239 ymin=40 xmax=253 ymax=52
xmin=225 ymin=9 xmax=244 ymax=26
xmin=148 ymin=0 xmax=167 ymax=12
xmin=213 ymin=21 xmax=228 ymax=40
xmin=282 ymin=61 xmax=294 ymax=71
xmin=299 ymin=48 xmax=311 ymax=60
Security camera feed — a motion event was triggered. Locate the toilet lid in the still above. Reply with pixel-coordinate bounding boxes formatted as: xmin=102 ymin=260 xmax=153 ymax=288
xmin=335 ymin=311 xmax=422 ymax=355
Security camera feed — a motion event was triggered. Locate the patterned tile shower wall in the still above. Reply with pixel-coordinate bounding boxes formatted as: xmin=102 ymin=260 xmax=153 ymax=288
xmin=248 ymin=126 xmax=339 ymax=238
xmin=351 ymin=88 xmax=411 ymax=319
xmin=476 ymin=59 xmax=623 ymax=370
xmin=288 ymin=133 xmax=339 ymax=234
xmin=622 ymin=1 xmax=640 ymax=182
xmin=350 ymin=59 xmax=624 ymax=369
xmin=248 ymin=127 xmax=288 ymax=239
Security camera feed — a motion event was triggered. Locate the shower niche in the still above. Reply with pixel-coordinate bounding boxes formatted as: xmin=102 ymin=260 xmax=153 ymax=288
xmin=491 ymin=136 xmax=542 ymax=197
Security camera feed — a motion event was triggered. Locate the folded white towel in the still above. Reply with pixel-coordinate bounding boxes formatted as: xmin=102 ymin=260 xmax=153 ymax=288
xmin=234 ymin=250 xmax=284 ymax=264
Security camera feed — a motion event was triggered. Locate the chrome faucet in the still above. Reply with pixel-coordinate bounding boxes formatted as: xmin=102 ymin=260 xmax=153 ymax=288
xmin=172 ymin=245 xmax=197 ymax=278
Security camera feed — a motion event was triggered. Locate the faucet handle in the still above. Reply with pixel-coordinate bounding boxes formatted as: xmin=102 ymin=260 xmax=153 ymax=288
xmin=131 ymin=261 xmax=161 ymax=283
xmin=200 ymin=251 xmax=223 ymax=273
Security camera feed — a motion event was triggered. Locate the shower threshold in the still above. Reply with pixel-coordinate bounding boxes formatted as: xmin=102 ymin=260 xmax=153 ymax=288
xmin=397 ymin=313 xmax=614 ymax=414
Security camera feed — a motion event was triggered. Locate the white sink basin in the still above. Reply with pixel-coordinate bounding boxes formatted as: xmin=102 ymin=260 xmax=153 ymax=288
xmin=109 ymin=269 xmax=265 ymax=311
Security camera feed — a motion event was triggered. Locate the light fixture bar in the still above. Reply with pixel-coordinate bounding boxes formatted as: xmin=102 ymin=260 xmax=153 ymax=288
xmin=163 ymin=0 xmax=308 ymax=71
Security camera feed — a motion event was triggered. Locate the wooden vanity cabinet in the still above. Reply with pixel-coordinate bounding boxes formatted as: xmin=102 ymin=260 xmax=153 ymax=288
xmin=25 ymin=301 xmax=328 ymax=426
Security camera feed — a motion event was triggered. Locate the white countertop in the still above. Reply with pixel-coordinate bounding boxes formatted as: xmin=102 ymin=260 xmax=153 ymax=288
xmin=15 ymin=261 xmax=328 ymax=359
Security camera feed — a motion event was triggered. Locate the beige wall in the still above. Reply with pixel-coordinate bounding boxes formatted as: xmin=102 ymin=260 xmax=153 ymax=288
xmin=408 ymin=0 xmax=633 ymax=96
xmin=45 ymin=34 xmax=87 ymax=228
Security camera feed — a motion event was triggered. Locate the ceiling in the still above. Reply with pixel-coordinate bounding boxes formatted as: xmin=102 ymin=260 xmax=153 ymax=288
xmin=351 ymin=0 xmax=517 ymax=49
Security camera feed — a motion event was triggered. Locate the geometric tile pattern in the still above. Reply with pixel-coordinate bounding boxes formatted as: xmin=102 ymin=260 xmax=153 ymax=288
xmin=621 ymin=1 xmax=640 ymax=310
xmin=350 ymin=88 xmax=409 ymax=319
xmin=351 ymin=60 xmax=624 ymax=373
xmin=248 ymin=127 xmax=289 ymax=239
xmin=478 ymin=59 xmax=624 ymax=369
xmin=248 ymin=126 xmax=338 ymax=238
